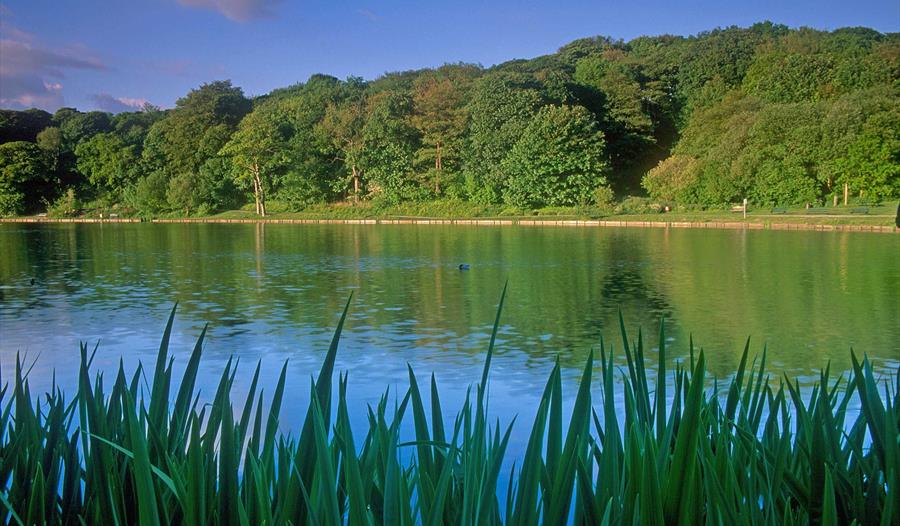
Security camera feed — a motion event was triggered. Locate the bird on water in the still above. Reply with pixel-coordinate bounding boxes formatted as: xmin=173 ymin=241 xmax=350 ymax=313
xmin=458 ymin=264 xmax=470 ymax=270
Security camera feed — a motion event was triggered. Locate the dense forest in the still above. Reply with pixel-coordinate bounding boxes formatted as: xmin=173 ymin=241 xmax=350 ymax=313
xmin=0 ymin=22 xmax=897 ymax=217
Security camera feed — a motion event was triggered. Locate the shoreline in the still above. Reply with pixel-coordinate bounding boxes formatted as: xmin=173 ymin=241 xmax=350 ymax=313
xmin=2 ymin=216 xmax=896 ymax=233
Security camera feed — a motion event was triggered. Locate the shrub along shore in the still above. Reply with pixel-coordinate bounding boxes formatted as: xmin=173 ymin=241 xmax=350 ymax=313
xmin=3 ymin=216 xmax=897 ymax=233
xmin=2 ymin=290 xmax=897 ymax=525
xmin=2 ymin=199 xmax=899 ymax=232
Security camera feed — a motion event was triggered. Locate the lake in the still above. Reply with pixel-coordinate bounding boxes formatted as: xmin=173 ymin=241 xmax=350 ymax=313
xmin=1 ymin=223 xmax=898 ymax=440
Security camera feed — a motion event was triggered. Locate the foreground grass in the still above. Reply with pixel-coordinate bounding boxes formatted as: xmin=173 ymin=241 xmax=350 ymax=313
xmin=2 ymin=290 xmax=898 ymax=525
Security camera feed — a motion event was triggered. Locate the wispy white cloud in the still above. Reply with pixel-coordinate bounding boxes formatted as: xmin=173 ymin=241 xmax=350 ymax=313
xmin=356 ymin=9 xmax=381 ymax=22
xmin=0 ymin=39 xmax=106 ymax=79
xmin=0 ymin=15 xmax=35 ymax=42
xmin=2 ymin=80 xmax=64 ymax=110
xmin=0 ymin=14 xmax=106 ymax=110
xmin=176 ymin=0 xmax=283 ymax=22
xmin=90 ymin=93 xmax=150 ymax=113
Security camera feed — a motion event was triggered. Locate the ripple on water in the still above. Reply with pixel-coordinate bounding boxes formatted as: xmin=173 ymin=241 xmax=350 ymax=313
xmin=1 ymin=224 xmax=897 ymax=447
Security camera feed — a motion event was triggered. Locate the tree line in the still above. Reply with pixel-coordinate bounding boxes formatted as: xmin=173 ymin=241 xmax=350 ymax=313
xmin=0 ymin=22 xmax=897 ymax=217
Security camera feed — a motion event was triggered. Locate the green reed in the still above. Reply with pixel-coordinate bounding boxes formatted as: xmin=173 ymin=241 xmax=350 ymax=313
xmin=1 ymin=286 xmax=897 ymax=525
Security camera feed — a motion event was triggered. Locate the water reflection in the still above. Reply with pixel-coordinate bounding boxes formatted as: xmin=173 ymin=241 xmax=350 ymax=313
xmin=1 ymin=224 xmax=898 ymax=431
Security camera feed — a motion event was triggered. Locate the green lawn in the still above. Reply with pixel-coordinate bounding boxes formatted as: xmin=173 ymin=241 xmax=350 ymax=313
xmin=8 ymin=200 xmax=898 ymax=227
xmin=198 ymin=200 xmax=899 ymax=227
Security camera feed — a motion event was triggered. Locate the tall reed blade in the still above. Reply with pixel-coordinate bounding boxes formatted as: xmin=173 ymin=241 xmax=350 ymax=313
xmin=1 ymin=294 xmax=896 ymax=526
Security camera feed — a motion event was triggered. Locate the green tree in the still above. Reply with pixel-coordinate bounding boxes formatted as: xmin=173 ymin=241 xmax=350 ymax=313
xmin=743 ymin=51 xmax=835 ymax=102
xmin=736 ymin=101 xmax=823 ymax=205
xmin=112 ymin=107 xmax=164 ymax=148
xmin=462 ymin=74 xmax=543 ymax=203
xmin=642 ymin=155 xmax=700 ymax=203
xmin=664 ymin=93 xmax=762 ymax=205
xmin=834 ymin=112 xmax=900 ymax=201
xmin=124 ymin=169 xmax=169 ymax=215
xmin=45 ymin=110 xmax=114 ymax=191
xmin=410 ymin=66 xmax=478 ymax=193
xmin=575 ymin=52 xmax=655 ymax=169
xmin=819 ymin=85 xmax=899 ymax=202
xmin=0 ymin=142 xmax=51 ymax=215
xmin=59 ymin=111 xmax=113 ymax=150
xmin=557 ymin=35 xmax=618 ymax=65
xmin=362 ymin=90 xmax=420 ymax=203
xmin=677 ymin=23 xmax=786 ymax=113
xmin=270 ymin=113 xmax=330 ymax=207
xmin=142 ymin=81 xmax=250 ymax=176
xmin=317 ymin=87 xmax=368 ymax=202
xmin=0 ymin=109 xmax=52 ymax=143
xmin=36 ymin=127 xmax=63 ymax=170
xmin=74 ymin=133 xmax=140 ymax=196
xmin=220 ymin=107 xmax=290 ymax=216
xmin=140 ymin=80 xmax=251 ymax=212
xmin=262 ymin=75 xmax=356 ymax=209
xmin=501 ymin=105 xmax=609 ymax=207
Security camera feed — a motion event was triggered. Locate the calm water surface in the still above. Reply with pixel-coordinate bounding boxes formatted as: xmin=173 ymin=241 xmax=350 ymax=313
xmin=1 ymin=223 xmax=897 ymax=441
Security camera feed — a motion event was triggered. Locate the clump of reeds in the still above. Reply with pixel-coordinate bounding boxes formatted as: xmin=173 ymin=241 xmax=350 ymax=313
xmin=1 ymin=287 xmax=897 ymax=525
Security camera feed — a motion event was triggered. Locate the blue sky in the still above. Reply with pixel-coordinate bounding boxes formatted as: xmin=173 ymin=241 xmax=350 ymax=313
xmin=1 ymin=0 xmax=898 ymax=112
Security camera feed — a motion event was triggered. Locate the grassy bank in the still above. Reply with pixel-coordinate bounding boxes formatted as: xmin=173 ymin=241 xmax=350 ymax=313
xmin=194 ymin=199 xmax=900 ymax=227
xmin=2 ymin=292 xmax=898 ymax=525
xmin=9 ymin=199 xmax=899 ymax=227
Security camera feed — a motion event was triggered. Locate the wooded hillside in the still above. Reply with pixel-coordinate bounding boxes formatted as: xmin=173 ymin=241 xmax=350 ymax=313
xmin=1 ymin=23 xmax=896 ymax=216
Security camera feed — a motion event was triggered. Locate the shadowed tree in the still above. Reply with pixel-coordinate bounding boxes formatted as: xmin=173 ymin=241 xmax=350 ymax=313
xmin=317 ymin=80 xmax=368 ymax=203
xmin=0 ymin=109 xmax=52 ymax=143
xmin=0 ymin=141 xmax=51 ymax=215
xmin=410 ymin=65 xmax=479 ymax=194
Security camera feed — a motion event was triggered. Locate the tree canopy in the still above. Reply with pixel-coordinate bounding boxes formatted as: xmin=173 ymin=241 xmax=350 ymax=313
xmin=0 ymin=23 xmax=897 ymax=216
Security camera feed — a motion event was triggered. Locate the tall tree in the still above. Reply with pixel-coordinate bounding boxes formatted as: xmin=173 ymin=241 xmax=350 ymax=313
xmin=363 ymin=90 xmax=420 ymax=202
xmin=462 ymin=74 xmax=543 ymax=203
xmin=220 ymin=107 xmax=290 ymax=216
xmin=833 ymin=111 xmax=900 ymax=201
xmin=409 ymin=65 xmax=479 ymax=193
xmin=268 ymin=76 xmax=349 ymax=209
xmin=140 ymin=80 xmax=251 ymax=213
xmin=677 ymin=23 xmax=786 ymax=113
xmin=317 ymin=86 xmax=368 ymax=202
xmin=575 ymin=52 xmax=655 ymax=169
xmin=112 ymin=107 xmax=164 ymax=149
xmin=144 ymin=80 xmax=250 ymax=176
xmin=501 ymin=105 xmax=609 ymax=207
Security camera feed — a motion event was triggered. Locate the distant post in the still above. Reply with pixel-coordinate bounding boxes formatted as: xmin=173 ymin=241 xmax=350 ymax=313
xmin=743 ymin=198 xmax=748 ymax=219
